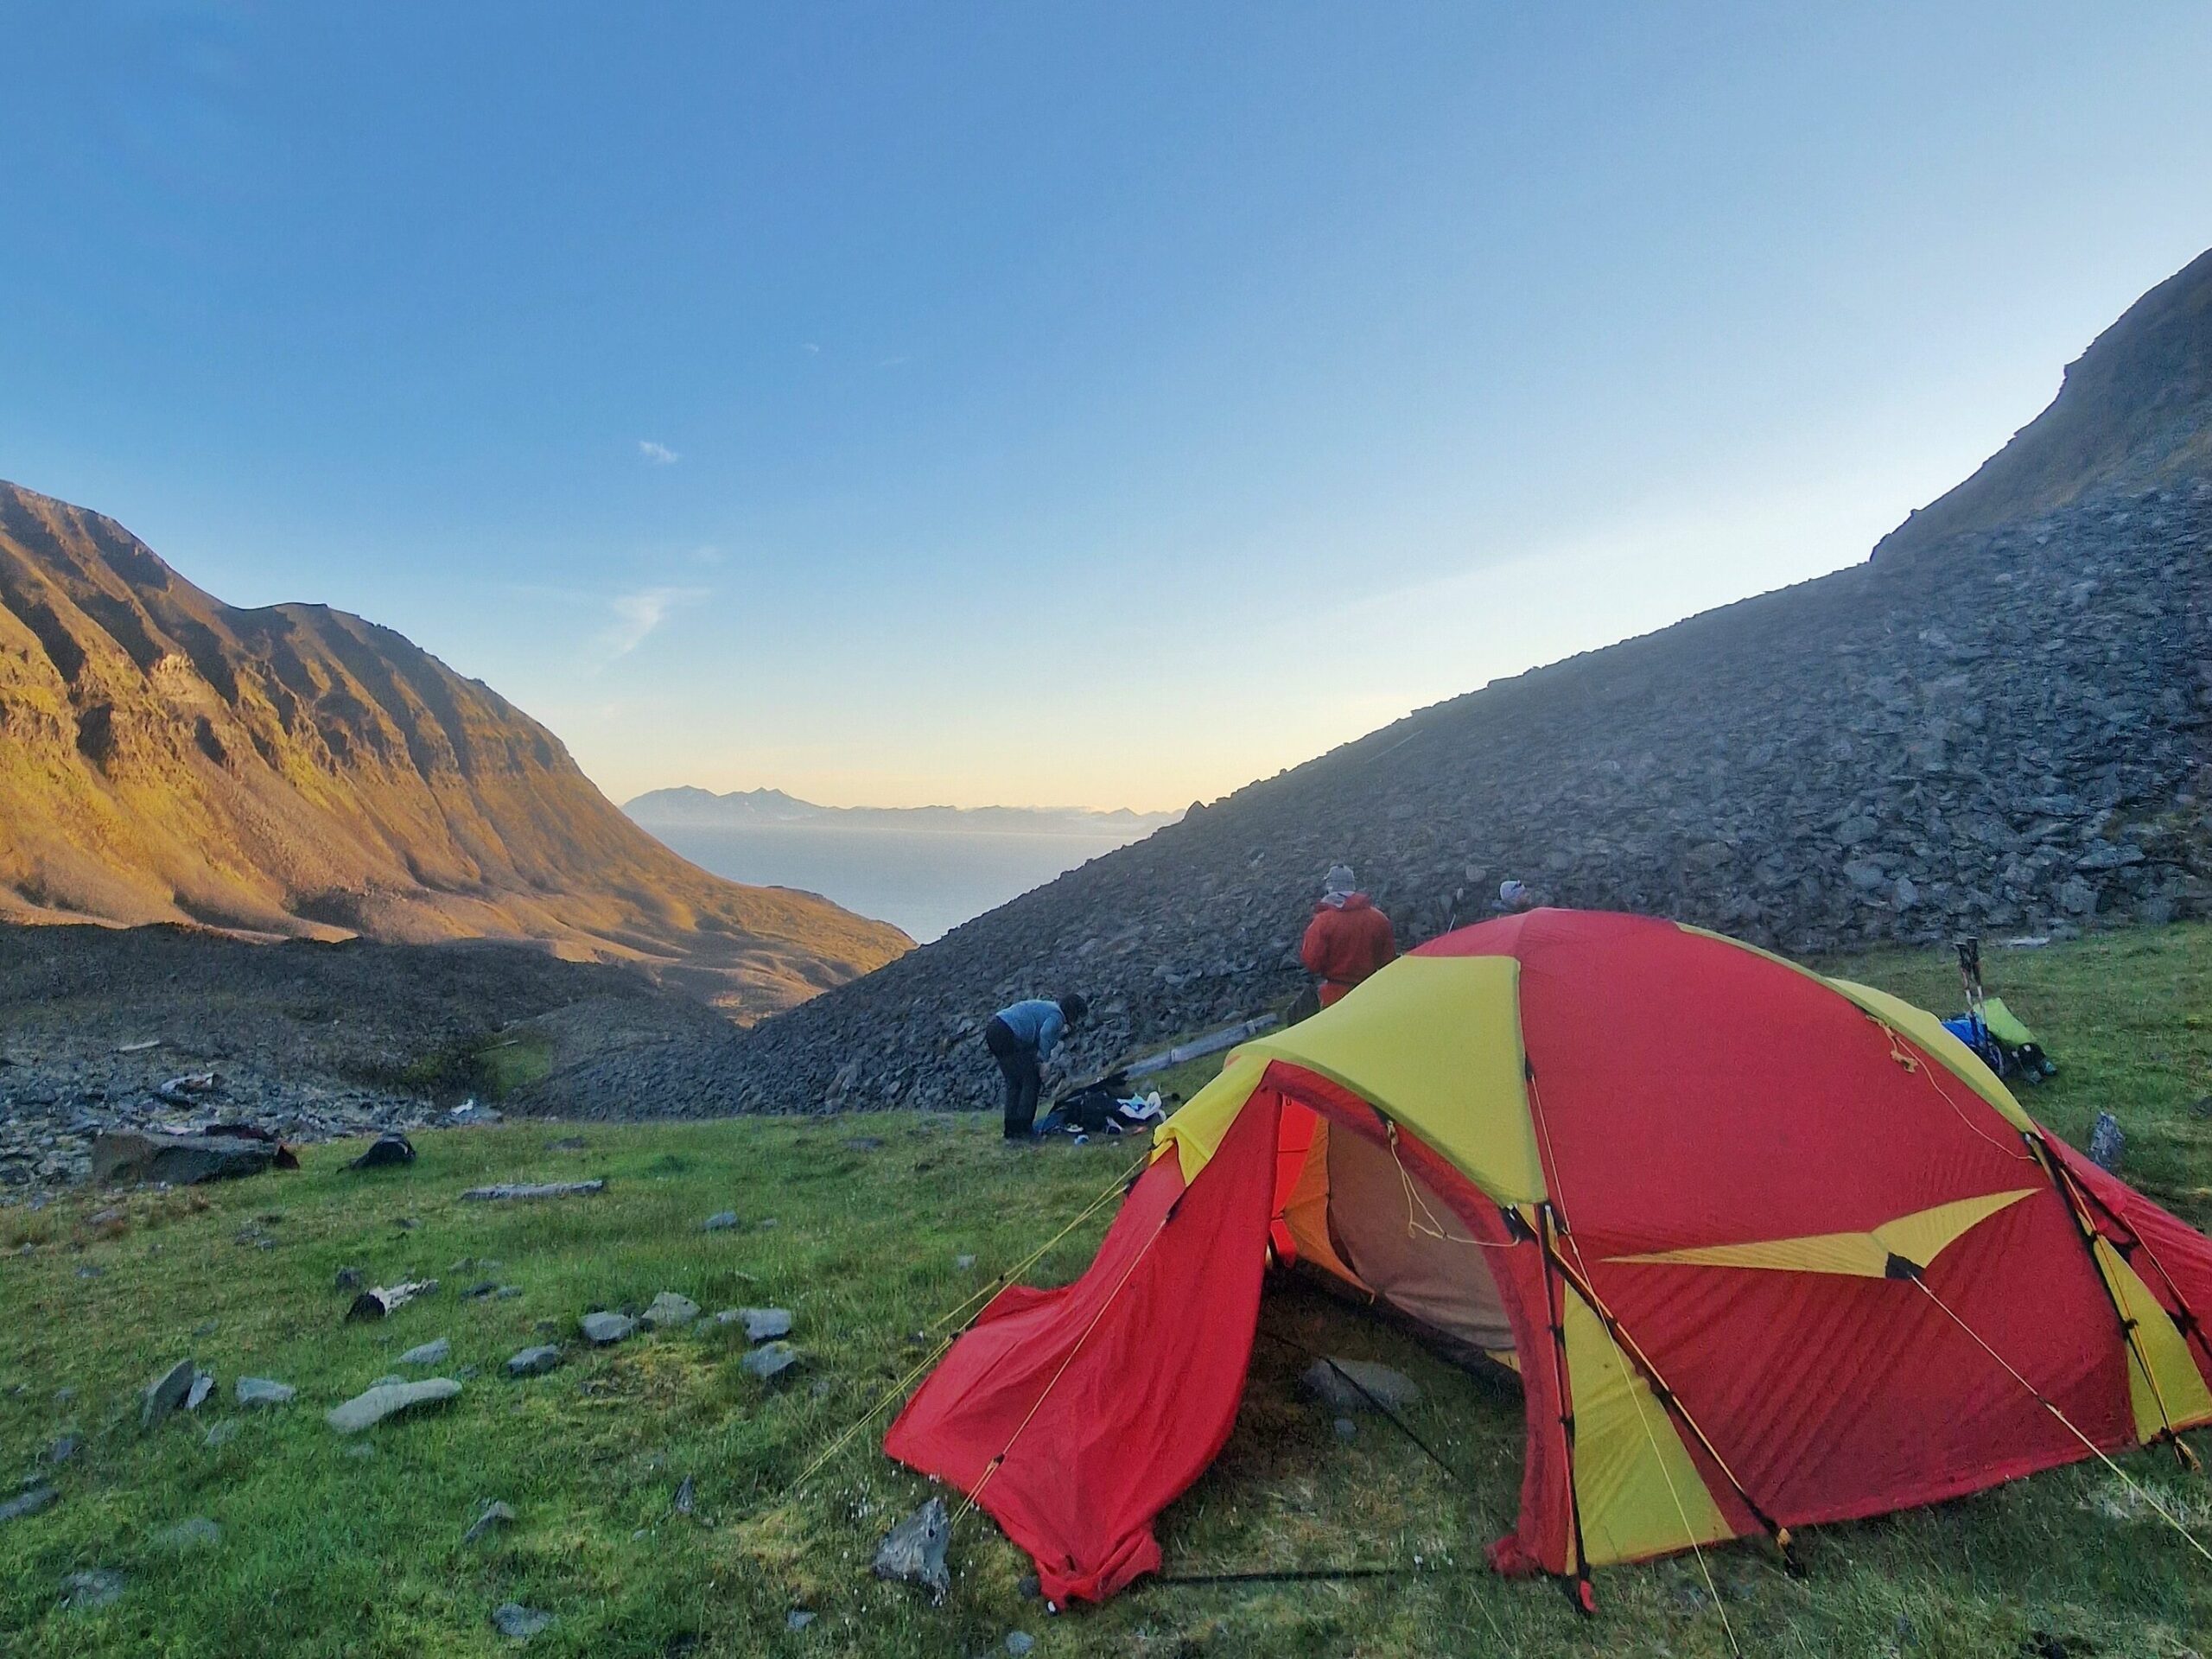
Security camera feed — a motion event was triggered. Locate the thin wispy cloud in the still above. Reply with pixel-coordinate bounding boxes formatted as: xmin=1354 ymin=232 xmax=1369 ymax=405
xmin=599 ymin=586 xmax=706 ymax=659
xmin=799 ymin=341 xmax=820 ymax=354
xmin=637 ymin=439 xmax=679 ymax=465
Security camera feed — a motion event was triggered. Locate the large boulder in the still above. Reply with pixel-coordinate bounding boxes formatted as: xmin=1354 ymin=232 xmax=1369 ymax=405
xmin=92 ymin=1129 xmax=286 ymax=1187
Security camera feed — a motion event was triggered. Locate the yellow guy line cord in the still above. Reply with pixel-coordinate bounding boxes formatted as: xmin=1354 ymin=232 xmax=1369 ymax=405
xmin=787 ymin=1335 xmax=960 ymax=1492
xmin=1525 ymin=1072 xmax=1740 ymax=1650
xmin=1866 ymin=1013 xmax=2034 ymax=1165
xmin=1909 ymin=1275 xmax=2212 ymax=1565
xmin=2037 ymin=1145 xmax=2196 ymax=1462
xmin=928 ymin=1151 xmax=1149 ymax=1334
xmin=787 ymin=1150 xmax=1149 ymax=1496
xmin=953 ymin=1206 xmax=1177 ymax=1528
xmin=1387 ymin=1122 xmax=1513 ymax=1249
xmin=1550 ymin=1237 xmax=1749 ymax=1654
xmin=1615 ymin=1343 xmax=1741 ymax=1658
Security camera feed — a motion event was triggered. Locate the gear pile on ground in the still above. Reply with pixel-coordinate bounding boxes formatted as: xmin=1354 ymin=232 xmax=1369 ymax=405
xmin=542 ymin=485 xmax=2207 ymax=1121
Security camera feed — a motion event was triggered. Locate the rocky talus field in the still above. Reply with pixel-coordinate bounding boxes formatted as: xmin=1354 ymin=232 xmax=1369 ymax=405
xmin=0 ymin=925 xmax=724 ymax=1189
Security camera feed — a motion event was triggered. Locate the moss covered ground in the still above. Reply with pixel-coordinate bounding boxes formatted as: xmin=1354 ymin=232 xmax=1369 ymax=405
xmin=2 ymin=925 xmax=2208 ymax=1656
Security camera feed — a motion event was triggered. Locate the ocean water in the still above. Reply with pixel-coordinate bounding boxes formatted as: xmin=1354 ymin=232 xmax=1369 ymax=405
xmin=645 ymin=823 xmax=1152 ymax=943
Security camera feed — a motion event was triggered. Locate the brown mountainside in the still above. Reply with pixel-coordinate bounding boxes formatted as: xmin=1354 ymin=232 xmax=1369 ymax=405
xmin=1878 ymin=245 xmax=2212 ymax=556
xmin=0 ymin=481 xmax=909 ymax=1015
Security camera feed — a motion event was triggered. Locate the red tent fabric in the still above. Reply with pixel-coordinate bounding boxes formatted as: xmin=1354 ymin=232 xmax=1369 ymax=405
xmin=885 ymin=910 xmax=2212 ymax=1605
xmin=885 ymin=1091 xmax=1281 ymax=1604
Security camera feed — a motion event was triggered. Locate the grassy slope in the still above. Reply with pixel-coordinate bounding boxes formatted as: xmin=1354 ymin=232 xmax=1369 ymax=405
xmin=2 ymin=926 xmax=2209 ymax=1657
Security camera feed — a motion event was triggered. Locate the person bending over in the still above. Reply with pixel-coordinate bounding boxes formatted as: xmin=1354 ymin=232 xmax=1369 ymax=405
xmin=983 ymin=993 xmax=1088 ymax=1139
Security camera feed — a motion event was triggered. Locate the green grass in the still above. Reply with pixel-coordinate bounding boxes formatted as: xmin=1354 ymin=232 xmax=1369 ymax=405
xmin=3 ymin=925 xmax=2209 ymax=1656
xmin=392 ymin=1028 xmax=556 ymax=1102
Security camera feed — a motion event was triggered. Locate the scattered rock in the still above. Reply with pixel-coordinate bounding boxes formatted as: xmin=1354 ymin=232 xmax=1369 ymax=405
xmin=461 ymin=1180 xmax=605 ymax=1202
xmin=643 ymin=1291 xmax=699 ymax=1329
xmin=956 ymin=1255 xmax=976 ymax=1270
xmin=463 ymin=1500 xmax=516 ymax=1544
xmin=492 ymin=1602 xmax=554 ymax=1640
xmin=2089 ymin=1111 xmax=2126 ymax=1173
xmin=334 ymin=1267 xmax=364 ymax=1293
xmin=843 ymin=1135 xmax=885 ymax=1152
xmin=1017 ymin=1574 xmax=1039 ymax=1600
xmin=346 ymin=1280 xmax=437 ymax=1321
xmin=326 ymin=1377 xmax=462 ymax=1434
xmin=47 ymin=1434 xmax=80 ymax=1465
xmin=156 ymin=1072 xmax=218 ymax=1105
xmin=672 ymin=1475 xmax=695 ymax=1516
xmin=465 ymin=1281 xmax=499 ymax=1299
xmin=786 ymin=1610 xmax=817 ymax=1631
xmin=348 ymin=1133 xmax=416 ymax=1170
xmin=398 ymin=1338 xmax=452 ymax=1367
xmin=506 ymin=1345 xmax=562 ymax=1377
xmin=143 ymin=1358 xmax=198 ymax=1428
xmin=235 ymin=1376 xmax=296 ymax=1408
xmin=185 ymin=1370 xmax=214 ymax=1411
xmin=92 ymin=1129 xmax=289 ymax=1187
xmin=580 ymin=1312 xmax=637 ymax=1345
xmin=736 ymin=1307 xmax=793 ymax=1343
xmin=1007 ymin=1634 xmax=1035 ymax=1656
xmin=156 ymin=1516 xmax=222 ymax=1551
xmin=0 ymin=1485 xmax=57 ymax=1525
xmin=1300 ymin=1357 xmax=1421 ymax=1414
xmin=1333 ymin=1416 xmax=1358 ymax=1442
xmin=203 ymin=1420 xmax=241 ymax=1448
xmin=872 ymin=1496 xmax=952 ymax=1603
xmin=60 ymin=1567 xmax=125 ymax=1611
xmin=702 ymin=1211 xmax=739 ymax=1231
xmin=741 ymin=1341 xmax=804 ymax=1383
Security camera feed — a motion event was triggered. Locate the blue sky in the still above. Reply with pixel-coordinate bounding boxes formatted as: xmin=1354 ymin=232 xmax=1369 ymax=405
xmin=4 ymin=3 xmax=2209 ymax=810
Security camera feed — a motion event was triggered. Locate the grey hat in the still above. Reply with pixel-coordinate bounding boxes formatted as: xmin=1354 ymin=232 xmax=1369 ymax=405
xmin=1324 ymin=864 xmax=1356 ymax=897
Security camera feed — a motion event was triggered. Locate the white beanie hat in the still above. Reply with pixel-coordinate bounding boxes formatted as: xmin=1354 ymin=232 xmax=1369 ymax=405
xmin=1324 ymin=864 xmax=1356 ymax=897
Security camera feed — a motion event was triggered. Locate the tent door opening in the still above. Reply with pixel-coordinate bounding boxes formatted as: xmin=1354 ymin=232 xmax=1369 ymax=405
xmin=1273 ymin=1100 xmax=1519 ymax=1367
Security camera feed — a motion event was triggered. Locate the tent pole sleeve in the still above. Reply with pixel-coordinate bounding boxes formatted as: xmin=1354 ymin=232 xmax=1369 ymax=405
xmin=1545 ymin=1239 xmax=1796 ymax=1562
xmin=2030 ymin=1135 xmax=2198 ymax=1465
xmin=1537 ymin=1204 xmax=1594 ymax=1608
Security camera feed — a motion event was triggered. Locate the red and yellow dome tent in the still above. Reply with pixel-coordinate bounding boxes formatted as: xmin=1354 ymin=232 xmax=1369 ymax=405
xmin=886 ymin=910 xmax=2212 ymax=1607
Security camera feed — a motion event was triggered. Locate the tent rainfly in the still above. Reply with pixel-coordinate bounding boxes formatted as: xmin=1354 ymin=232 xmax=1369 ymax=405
xmin=886 ymin=910 xmax=2212 ymax=1607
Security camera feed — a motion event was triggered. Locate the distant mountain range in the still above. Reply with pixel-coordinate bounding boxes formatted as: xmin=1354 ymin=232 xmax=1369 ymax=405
xmin=0 ymin=482 xmax=909 ymax=1016
xmin=626 ymin=785 xmax=1179 ymax=837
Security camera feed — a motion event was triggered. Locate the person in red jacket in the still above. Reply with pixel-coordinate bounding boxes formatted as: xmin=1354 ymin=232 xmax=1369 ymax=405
xmin=1300 ymin=863 xmax=1397 ymax=1007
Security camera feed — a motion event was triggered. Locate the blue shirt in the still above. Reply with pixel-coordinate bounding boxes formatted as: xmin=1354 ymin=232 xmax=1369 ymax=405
xmin=994 ymin=998 xmax=1067 ymax=1059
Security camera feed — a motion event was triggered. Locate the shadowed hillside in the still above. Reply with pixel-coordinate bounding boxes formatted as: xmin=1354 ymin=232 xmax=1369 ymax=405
xmin=0 ymin=482 xmax=909 ymax=1016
